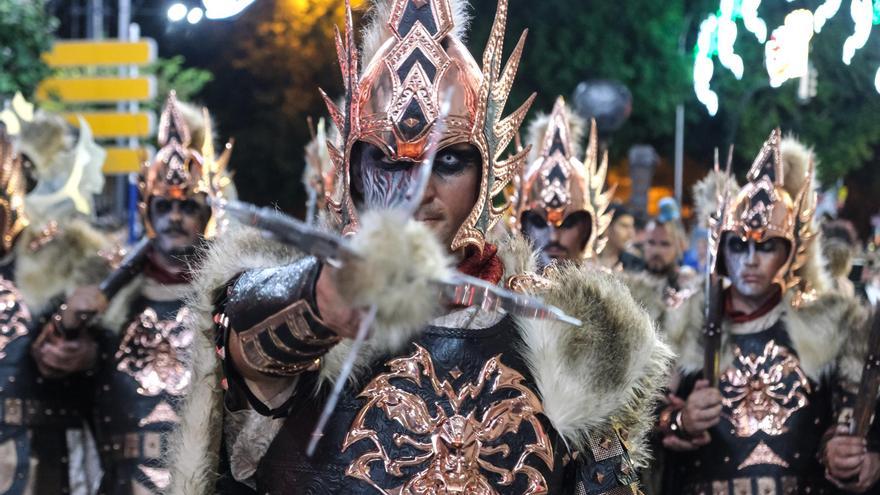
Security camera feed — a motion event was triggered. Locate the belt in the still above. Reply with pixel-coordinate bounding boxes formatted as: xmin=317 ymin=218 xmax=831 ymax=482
xmin=683 ymin=476 xmax=829 ymax=495
xmin=100 ymin=431 xmax=168 ymax=462
xmin=0 ymin=397 xmax=83 ymax=427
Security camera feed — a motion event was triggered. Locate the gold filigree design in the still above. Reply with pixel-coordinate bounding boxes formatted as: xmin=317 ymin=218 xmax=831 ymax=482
xmin=0 ymin=128 xmax=29 ymax=254
xmin=343 ymin=344 xmax=553 ymax=494
xmin=0 ymin=278 xmax=31 ymax=359
xmin=115 ymin=307 xmax=192 ymax=397
xmin=512 ymin=97 xmax=615 ymax=259
xmin=137 ymin=464 xmax=171 ymax=490
xmin=138 ymin=401 xmax=181 ymax=427
xmin=322 ymin=0 xmax=534 ymax=252
xmin=721 ymin=340 xmax=810 ymax=437
xmin=737 ymin=441 xmax=789 ymax=470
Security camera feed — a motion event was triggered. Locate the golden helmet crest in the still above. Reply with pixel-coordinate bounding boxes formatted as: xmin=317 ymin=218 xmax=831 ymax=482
xmin=139 ymin=92 xmax=232 ymax=238
xmin=512 ymin=97 xmax=615 ymax=259
xmin=322 ymin=0 xmax=535 ymax=252
xmin=719 ymin=128 xmax=817 ymax=293
xmin=0 ymin=127 xmax=29 ymax=254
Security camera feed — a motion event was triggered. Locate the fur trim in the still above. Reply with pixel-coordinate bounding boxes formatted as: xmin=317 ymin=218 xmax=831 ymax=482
xmin=359 ymin=0 xmax=472 ymax=66
xmin=824 ymin=238 xmax=854 ymax=279
xmin=691 ymin=168 xmax=739 ymax=229
xmin=97 ymin=275 xmax=143 ymax=333
xmin=336 ymin=209 xmax=452 ymax=351
xmin=15 ymin=218 xmax=113 ymax=314
xmin=175 ymin=100 xmax=208 ymax=152
xmin=524 ymin=102 xmax=586 ymax=164
xmin=667 ymin=289 xmax=869 ymax=384
xmin=780 ymin=136 xmax=814 ymax=203
xmin=517 ymin=263 xmax=673 ymax=467
xmin=618 ymin=271 xmax=670 ymax=325
xmin=167 ymin=225 xmax=299 ymax=495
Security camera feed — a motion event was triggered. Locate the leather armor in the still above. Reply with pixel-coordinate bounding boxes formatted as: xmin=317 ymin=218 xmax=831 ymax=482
xmin=0 ymin=261 xmax=90 ymax=495
xmin=665 ymin=320 xmax=837 ymax=495
xmin=215 ymin=258 xmax=639 ymax=494
xmin=93 ymin=290 xmax=191 ymax=495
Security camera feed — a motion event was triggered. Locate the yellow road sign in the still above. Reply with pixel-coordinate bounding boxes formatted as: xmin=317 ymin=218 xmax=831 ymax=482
xmin=43 ymin=39 xmax=157 ymax=67
xmin=103 ymin=147 xmax=149 ymax=174
xmin=63 ymin=112 xmax=155 ymax=138
xmin=36 ymin=77 xmax=156 ymax=103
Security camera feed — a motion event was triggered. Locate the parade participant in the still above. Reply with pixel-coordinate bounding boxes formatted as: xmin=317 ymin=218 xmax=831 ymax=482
xmin=641 ymin=198 xmax=698 ymax=307
xmin=168 ymin=0 xmax=672 ymax=493
xmin=511 ymin=96 xmax=614 ymax=268
xmin=659 ymin=129 xmax=877 ymax=494
xmin=55 ymin=92 xmax=233 ymax=495
xmin=599 ymin=204 xmax=646 ymax=272
xmin=0 ymin=96 xmax=112 ymax=494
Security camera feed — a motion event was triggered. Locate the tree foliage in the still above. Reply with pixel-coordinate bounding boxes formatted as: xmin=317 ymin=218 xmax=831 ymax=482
xmin=0 ymin=0 xmax=59 ymax=99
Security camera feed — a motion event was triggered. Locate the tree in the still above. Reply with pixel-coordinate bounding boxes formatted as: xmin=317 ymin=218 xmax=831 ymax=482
xmin=0 ymin=0 xmax=58 ymax=99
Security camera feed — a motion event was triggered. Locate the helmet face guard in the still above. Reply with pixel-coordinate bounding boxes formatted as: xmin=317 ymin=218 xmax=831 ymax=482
xmin=513 ymin=97 xmax=614 ymax=259
xmin=322 ymin=0 xmax=534 ymax=253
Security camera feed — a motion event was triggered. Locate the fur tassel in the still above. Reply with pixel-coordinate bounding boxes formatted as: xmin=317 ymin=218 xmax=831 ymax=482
xmin=691 ymin=168 xmax=739 ymax=229
xmin=359 ymin=0 xmax=473 ymax=66
xmin=823 ymin=238 xmax=854 ymax=279
xmin=780 ymin=135 xmax=814 ymax=204
xmin=336 ymin=209 xmax=452 ymax=352
xmin=517 ymin=263 xmax=674 ymax=467
xmin=524 ymin=103 xmax=586 ymax=164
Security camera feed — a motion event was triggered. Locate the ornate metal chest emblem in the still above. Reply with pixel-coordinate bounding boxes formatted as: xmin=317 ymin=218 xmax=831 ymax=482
xmin=720 ymin=339 xmax=810 ymax=437
xmin=343 ymin=344 xmax=553 ymax=494
xmin=0 ymin=278 xmax=30 ymax=360
xmin=115 ymin=307 xmax=192 ymax=397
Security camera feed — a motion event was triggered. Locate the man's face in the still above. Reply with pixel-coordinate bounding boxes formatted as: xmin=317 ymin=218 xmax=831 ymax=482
xmin=149 ymin=196 xmax=210 ymax=258
xmin=723 ymin=236 xmax=790 ymax=298
xmin=644 ymin=223 xmax=678 ymax=275
xmin=608 ymin=214 xmax=635 ymax=252
xmin=354 ymin=142 xmax=481 ymax=250
xmin=520 ymin=210 xmax=591 ymax=266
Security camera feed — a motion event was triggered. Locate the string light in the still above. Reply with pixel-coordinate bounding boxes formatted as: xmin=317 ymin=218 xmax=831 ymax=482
xmin=842 ymin=0 xmax=873 ymax=64
xmin=742 ymin=0 xmax=768 ymax=42
xmin=717 ymin=0 xmax=745 ymax=78
xmin=814 ymin=0 xmax=842 ymax=32
xmin=695 ymin=15 xmax=720 ymax=115
xmin=766 ymin=9 xmax=814 ymax=87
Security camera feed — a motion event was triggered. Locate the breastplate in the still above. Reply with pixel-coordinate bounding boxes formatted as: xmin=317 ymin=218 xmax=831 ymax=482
xmin=93 ymin=295 xmax=191 ymax=494
xmin=670 ymin=320 xmax=835 ymax=493
xmin=255 ymin=316 xmax=569 ymax=494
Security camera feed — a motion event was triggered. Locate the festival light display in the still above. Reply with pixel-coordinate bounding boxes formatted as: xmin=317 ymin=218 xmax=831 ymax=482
xmin=693 ymin=0 xmax=878 ymax=115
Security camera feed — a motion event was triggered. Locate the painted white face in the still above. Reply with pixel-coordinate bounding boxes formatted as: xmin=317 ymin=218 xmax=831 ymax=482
xmin=723 ymin=236 xmax=790 ymax=298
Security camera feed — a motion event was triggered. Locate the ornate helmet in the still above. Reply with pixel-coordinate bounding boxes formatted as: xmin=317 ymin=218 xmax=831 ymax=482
xmin=302 ymin=117 xmax=335 ymax=223
xmin=321 ymin=0 xmax=534 ymax=252
xmin=139 ymin=92 xmax=232 ymax=239
xmin=512 ymin=96 xmax=615 ymax=259
xmin=0 ymin=127 xmax=29 ymax=253
xmin=718 ymin=128 xmax=818 ymax=293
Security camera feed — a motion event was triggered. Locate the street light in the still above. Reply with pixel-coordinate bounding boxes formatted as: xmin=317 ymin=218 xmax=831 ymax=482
xmin=167 ymin=3 xmax=187 ymax=22
xmin=187 ymin=7 xmax=204 ymax=24
xmin=204 ymin=0 xmax=256 ymax=19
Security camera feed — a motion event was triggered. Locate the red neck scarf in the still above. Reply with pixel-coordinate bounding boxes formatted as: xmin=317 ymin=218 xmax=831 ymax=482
xmin=456 ymin=243 xmax=504 ymax=285
xmin=144 ymin=248 xmax=192 ymax=285
xmin=724 ymin=287 xmax=782 ymax=323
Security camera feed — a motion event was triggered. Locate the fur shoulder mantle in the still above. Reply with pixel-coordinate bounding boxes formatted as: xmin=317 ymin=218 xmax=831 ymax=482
xmin=667 ymin=288 xmax=869 ymax=383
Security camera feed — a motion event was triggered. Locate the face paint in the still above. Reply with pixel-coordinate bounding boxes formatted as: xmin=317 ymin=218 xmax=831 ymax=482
xmin=723 ymin=236 xmax=789 ymax=299
xmin=520 ymin=210 xmax=591 ymax=267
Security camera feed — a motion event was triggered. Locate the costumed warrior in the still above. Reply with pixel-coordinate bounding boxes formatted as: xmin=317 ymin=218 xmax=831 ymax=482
xmin=510 ymin=96 xmax=614 ymax=268
xmin=0 ymin=95 xmax=113 ymax=494
xmin=168 ymin=0 xmax=672 ymax=493
xmin=49 ymin=92 xmax=234 ymax=495
xmin=659 ymin=130 xmax=879 ymax=494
